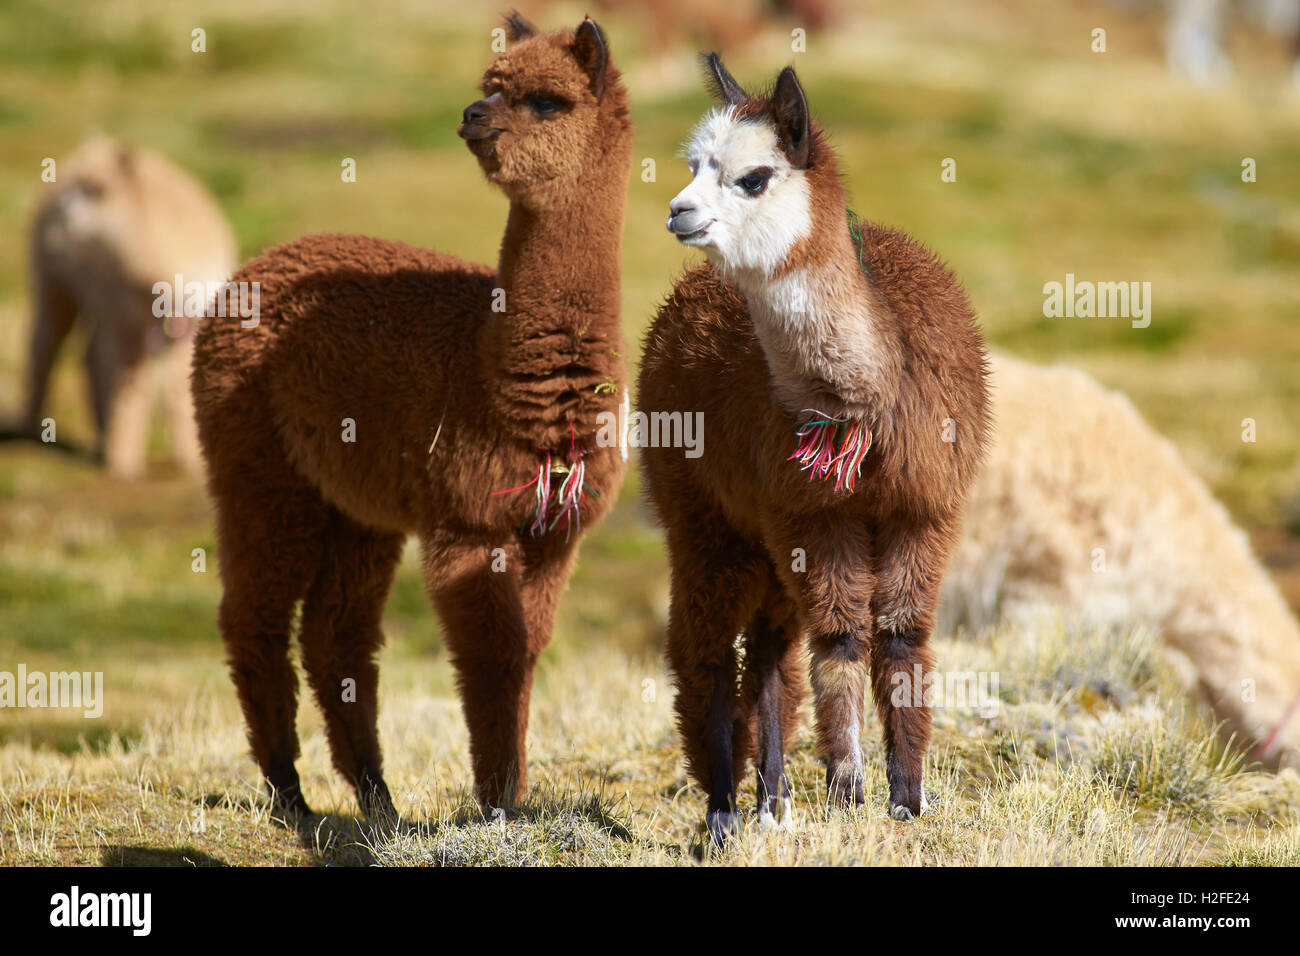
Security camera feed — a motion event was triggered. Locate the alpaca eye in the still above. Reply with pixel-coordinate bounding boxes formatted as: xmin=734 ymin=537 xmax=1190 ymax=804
xmin=530 ymin=97 xmax=560 ymax=115
xmin=738 ymin=169 xmax=772 ymax=195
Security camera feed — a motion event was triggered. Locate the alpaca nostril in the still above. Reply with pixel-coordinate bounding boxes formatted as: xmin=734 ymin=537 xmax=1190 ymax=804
xmin=669 ymin=200 xmax=695 ymax=218
xmin=463 ymin=104 xmax=488 ymax=125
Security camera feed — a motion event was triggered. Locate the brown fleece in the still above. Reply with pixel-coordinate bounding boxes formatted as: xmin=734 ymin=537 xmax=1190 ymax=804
xmin=640 ymin=62 xmax=989 ymax=822
xmin=191 ymin=14 xmax=633 ymax=817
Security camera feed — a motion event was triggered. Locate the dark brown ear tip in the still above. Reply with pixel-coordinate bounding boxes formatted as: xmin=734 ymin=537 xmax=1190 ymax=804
xmin=504 ymin=10 xmax=538 ymax=41
xmin=574 ymin=16 xmax=610 ymax=101
xmin=575 ymin=17 xmax=608 ymax=57
xmin=703 ymin=51 xmax=747 ymax=105
xmin=775 ymin=65 xmax=804 ymax=91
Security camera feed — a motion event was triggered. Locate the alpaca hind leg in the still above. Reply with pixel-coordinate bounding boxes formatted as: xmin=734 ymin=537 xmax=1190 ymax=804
xmin=298 ymin=514 xmax=404 ymax=819
xmin=211 ymin=466 xmax=330 ymax=817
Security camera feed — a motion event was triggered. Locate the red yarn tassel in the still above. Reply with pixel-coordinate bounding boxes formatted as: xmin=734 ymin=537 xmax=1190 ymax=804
xmin=788 ymin=412 xmax=873 ymax=493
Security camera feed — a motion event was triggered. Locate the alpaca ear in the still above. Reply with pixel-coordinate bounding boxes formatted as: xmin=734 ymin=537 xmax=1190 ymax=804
xmin=504 ymin=10 xmax=537 ymax=42
xmin=770 ymin=66 xmax=811 ymax=168
xmin=702 ymin=52 xmax=746 ymax=106
xmin=573 ymin=17 xmax=609 ymax=102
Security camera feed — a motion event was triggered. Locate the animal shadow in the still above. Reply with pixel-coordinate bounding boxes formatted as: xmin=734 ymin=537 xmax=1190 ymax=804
xmin=99 ymin=845 xmax=228 ymax=866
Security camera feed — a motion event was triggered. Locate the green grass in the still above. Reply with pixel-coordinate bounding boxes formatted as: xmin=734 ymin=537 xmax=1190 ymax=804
xmin=1 ymin=0 xmax=1298 ymax=865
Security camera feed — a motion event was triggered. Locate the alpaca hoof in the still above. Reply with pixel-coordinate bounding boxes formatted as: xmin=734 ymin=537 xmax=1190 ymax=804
xmin=890 ymin=790 xmax=928 ymax=821
xmin=827 ymin=777 xmax=865 ymax=808
xmin=270 ymin=796 xmax=315 ymax=826
xmin=267 ymin=777 xmax=313 ymax=824
xmin=758 ymin=797 xmax=793 ymax=832
xmin=359 ymin=783 xmax=397 ymax=822
xmin=706 ymin=810 xmax=742 ymax=846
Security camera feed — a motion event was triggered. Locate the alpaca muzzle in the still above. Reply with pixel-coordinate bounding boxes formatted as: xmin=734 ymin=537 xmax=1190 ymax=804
xmin=458 ymin=94 xmax=504 ymax=144
xmin=458 ymin=95 xmax=505 ymax=162
xmin=666 ymin=212 xmax=714 ymax=242
xmin=666 ymin=192 xmax=713 ymax=241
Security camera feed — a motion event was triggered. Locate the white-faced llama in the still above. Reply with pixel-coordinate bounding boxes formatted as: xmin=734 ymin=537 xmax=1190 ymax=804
xmin=191 ymin=14 xmax=632 ymax=819
xmin=639 ymin=57 xmax=990 ymax=840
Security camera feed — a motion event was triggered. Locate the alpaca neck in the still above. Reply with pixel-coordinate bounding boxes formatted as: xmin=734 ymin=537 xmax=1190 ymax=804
xmin=735 ymin=223 xmax=899 ymax=424
xmin=486 ymin=186 xmax=626 ymax=449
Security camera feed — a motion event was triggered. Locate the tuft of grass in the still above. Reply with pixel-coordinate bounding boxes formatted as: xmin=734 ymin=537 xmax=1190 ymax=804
xmin=1091 ymin=708 xmax=1243 ymax=818
xmin=1220 ymin=825 xmax=1300 ymax=866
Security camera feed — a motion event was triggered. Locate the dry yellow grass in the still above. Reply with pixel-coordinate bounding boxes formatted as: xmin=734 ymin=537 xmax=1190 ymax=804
xmin=4 ymin=610 xmax=1297 ymax=866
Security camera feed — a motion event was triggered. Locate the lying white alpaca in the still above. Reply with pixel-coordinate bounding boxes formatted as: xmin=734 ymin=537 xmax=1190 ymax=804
xmin=941 ymin=353 xmax=1300 ymax=768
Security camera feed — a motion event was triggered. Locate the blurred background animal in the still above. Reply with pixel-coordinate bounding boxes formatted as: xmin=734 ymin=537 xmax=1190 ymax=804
xmin=517 ymin=0 xmax=836 ymax=77
xmin=16 ymin=137 xmax=236 ymax=477
xmin=942 ymin=354 xmax=1300 ymax=769
xmin=1115 ymin=0 xmax=1300 ymax=85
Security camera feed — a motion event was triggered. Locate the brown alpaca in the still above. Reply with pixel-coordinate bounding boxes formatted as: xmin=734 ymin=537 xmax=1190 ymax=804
xmin=190 ymin=13 xmax=632 ymax=819
xmin=19 ymin=138 xmax=236 ymax=477
xmin=639 ymin=57 xmax=989 ymax=840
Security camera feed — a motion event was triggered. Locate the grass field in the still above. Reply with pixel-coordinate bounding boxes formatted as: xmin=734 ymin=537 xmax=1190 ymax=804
xmin=2 ymin=0 xmax=1299 ymax=865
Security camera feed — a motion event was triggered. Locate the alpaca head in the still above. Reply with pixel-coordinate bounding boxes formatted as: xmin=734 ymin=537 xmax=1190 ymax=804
xmin=458 ymin=12 xmax=628 ymax=208
xmin=46 ymin=138 xmax=141 ymax=257
xmin=667 ymin=55 xmax=836 ymax=279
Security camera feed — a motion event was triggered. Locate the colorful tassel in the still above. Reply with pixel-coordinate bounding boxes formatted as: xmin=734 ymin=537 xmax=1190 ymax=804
xmin=490 ymin=423 xmax=600 ymax=539
xmin=788 ymin=410 xmax=873 ymax=493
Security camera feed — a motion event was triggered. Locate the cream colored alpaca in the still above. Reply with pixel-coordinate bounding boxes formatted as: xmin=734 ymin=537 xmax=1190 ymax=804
xmin=942 ymin=354 xmax=1300 ymax=768
xmin=20 ymin=138 xmax=236 ymax=477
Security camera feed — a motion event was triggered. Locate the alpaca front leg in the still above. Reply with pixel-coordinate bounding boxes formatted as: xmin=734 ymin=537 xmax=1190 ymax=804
xmin=763 ymin=514 xmax=875 ymax=809
xmin=663 ymin=528 xmax=771 ymax=845
xmin=428 ymin=540 xmax=537 ymax=810
xmin=745 ymin=606 xmax=801 ymax=829
xmin=667 ymin=598 xmax=744 ymax=845
xmin=702 ymin=657 xmax=741 ymax=844
xmin=869 ymin=517 xmax=950 ymax=819
xmin=19 ymin=264 xmax=77 ymax=435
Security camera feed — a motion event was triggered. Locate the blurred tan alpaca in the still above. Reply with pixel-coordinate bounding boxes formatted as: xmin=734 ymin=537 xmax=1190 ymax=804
xmin=942 ymin=354 xmax=1300 ymax=769
xmin=19 ymin=138 xmax=237 ymax=477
